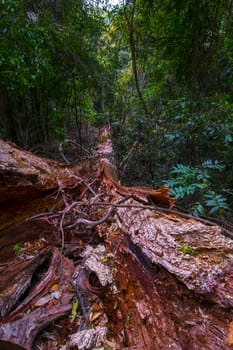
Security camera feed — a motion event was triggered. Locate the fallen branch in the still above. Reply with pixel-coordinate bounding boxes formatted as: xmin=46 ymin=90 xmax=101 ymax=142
xmin=59 ymin=143 xmax=70 ymax=164
xmin=65 ymin=196 xmax=130 ymax=230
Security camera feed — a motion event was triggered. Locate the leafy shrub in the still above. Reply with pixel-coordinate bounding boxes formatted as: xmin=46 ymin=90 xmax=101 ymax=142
xmin=164 ymin=160 xmax=230 ymax=216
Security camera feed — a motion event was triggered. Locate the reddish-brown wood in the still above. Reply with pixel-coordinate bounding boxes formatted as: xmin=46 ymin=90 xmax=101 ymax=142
xmin=0 ymin=137 xmax=233 ymax=350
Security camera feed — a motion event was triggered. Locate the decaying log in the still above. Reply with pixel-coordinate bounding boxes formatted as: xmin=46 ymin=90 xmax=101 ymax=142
xmin=0 ymin=134 xmax=233 ymax=350
xmin=115 ymin=198 xmax=233 ymax=306
xmin=0 ymin=139 xmax=91 ymax=204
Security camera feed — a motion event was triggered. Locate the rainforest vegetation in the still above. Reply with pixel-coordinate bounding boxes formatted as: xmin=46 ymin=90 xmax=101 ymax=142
xmin=1 ymin=0 xmax=233 ymax=222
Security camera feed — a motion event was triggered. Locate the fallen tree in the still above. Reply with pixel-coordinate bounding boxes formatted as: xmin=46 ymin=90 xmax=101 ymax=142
xmin=0 ymin=133 xmax=233 ymax=350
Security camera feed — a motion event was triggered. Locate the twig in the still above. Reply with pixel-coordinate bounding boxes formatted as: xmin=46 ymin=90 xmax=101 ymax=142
xmin=72 ymin=175 xmax=97 ymax=197
xmin=28 ymin=212 xmax=59 ymax=221
xmin=90 ymin=193 xmax=104 ymax=204
xmin=65 ymin=171 xmax=97 ymax=198
xmin=65 ymin=196 xmax=130 ymax=230
xmin=58 ymin=201 xmax=88 ymax=250
xmin=56 ymin=178 xmax=70 ymax=207
xmin=59 ymin=142 xmax=70 ymax=164
xmin=119 ymin=140 xmax=138 ymax=171
xmin=60 ymin=212 xmax=65 ymax=250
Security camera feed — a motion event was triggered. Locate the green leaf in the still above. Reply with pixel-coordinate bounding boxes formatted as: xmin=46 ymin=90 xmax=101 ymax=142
xmin=190 ymin=203 xmax=205 ymax=217
xmin=125 ymin=314 xmax=130 ymax=323
xmin=13 ymin=243 xmax=21 ymax=254
xmin=225 ymin=134 xmax=232 ymax=143
xmin=180 ymin=244 xmax=197 ymax=256
xmin=204 ymin=191 xmax=230 ymax=215
xmin=202 ymin=160 xmax=224 ymax=171
xmin=71 ymin=299 xmax=79 ymax=322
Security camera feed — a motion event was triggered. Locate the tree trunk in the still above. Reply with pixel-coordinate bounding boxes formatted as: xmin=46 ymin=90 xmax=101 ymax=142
xmin=124 ymin=0 xmax=149 ymax=116
xmin=0 ymin=135 xmax=233 ymax=350
xmin=0 ymin=86 xmax=15 ymax=141
xmin=190 ymin=0 xmax=201 ymax=97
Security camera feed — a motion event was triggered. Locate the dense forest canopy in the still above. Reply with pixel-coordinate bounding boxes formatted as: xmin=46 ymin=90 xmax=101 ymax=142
xmin=0 ymin=0 xmax=233 ymax=222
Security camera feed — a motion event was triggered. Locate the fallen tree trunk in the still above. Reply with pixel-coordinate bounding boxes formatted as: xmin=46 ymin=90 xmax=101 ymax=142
xmin=0 ymin=135 xmax=233 ymax=350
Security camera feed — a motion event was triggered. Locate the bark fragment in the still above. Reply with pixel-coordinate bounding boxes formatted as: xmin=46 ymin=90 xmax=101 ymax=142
xmin=69 ymin=326 xmax=107 ymax=349
xmin=0 ymin=246 xmax=75 ymax=349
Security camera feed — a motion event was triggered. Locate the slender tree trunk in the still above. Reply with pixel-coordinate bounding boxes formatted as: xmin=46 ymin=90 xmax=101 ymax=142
xmin=0 ymin=85 xmax=15 ymax=141
xmin=190 ymin=0 xmax=201 ymax=97
xmin=100 ymin=86 xmax=106 ymax=112
xmin=124 ymin=0 xmax=149 ymax=116
xmin=72 ymin=75 xmax=83 ymax=148
xmin=226 ymin=0 xmax=233 ymax=31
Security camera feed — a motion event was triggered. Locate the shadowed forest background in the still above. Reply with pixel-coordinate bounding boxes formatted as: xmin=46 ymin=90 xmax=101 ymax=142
xmin=1 ymin=0 xmax=233 ymax=224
